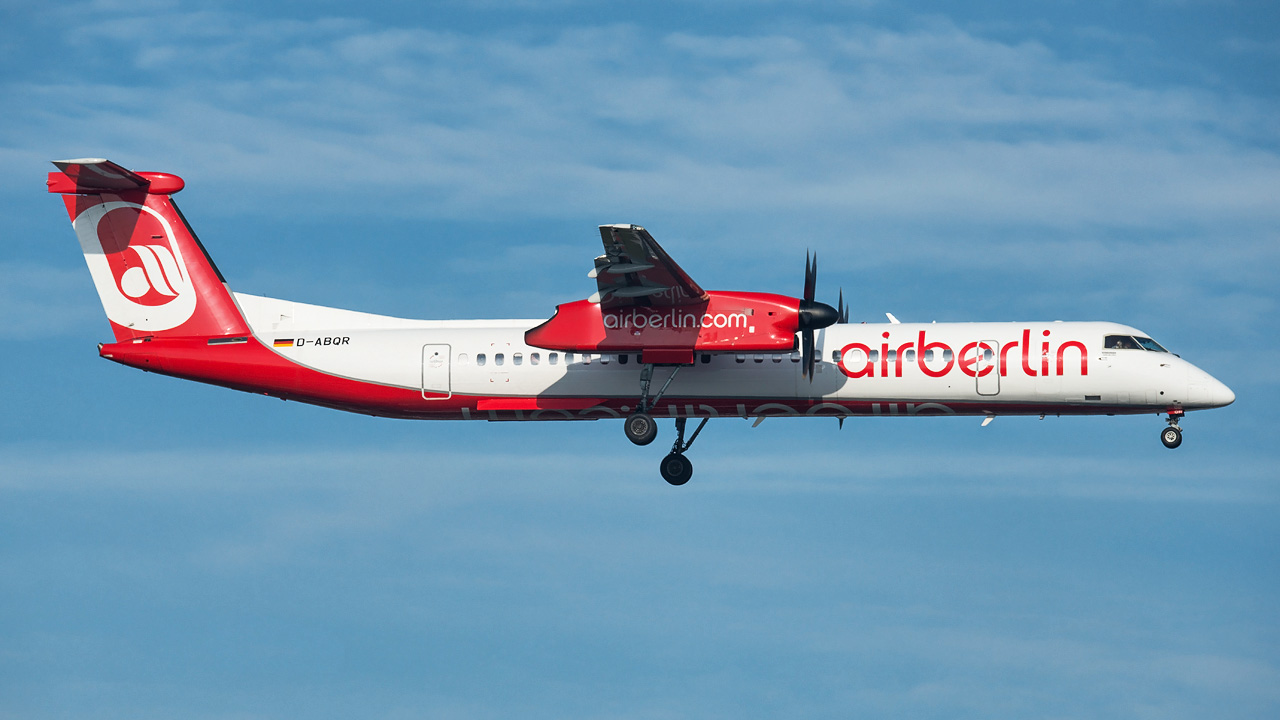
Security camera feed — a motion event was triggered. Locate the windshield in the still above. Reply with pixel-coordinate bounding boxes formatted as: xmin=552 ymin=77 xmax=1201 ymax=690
xmin=1134 ymin=336 xmax=1169 ymax=352
xmin=1105 ymin=334 xmax=1169 ymax=352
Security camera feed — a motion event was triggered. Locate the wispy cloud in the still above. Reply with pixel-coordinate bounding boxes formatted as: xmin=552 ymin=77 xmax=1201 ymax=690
xmin=8 ymin=8 xmax=1277 ymax=233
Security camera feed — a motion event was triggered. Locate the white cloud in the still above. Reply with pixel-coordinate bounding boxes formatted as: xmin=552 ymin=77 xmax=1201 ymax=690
xmin=7 ymin=10 xmax=1276 ymax=232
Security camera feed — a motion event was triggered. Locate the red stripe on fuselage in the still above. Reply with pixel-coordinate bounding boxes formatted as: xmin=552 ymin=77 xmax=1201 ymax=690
xmin=97 ymin=336 xmax=1152 ymax=422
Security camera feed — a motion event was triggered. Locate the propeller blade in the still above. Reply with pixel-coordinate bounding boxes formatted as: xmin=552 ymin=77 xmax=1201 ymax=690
xmin=803 ymin=251 xmax=817 ymax=303
xmin=837 ymin=287 xmax=848 ymax=324
xmin=802 ymin=329 xmax=815 ymax=381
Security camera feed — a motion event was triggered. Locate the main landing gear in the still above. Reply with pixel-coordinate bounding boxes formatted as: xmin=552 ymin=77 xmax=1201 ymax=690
xmin=622 ymin=363 xmax=707 ymax=485
xmin=1161 ymin=409 xmax=1184 ymax=449
xmin=661 ymin=416 xmax=708 ymax=486
xmin=624 ymin=364 xmax=683 ymax=447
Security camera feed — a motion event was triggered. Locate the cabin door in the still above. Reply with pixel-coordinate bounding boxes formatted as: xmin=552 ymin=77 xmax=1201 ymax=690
xmin=976 ymin=340 xmax=1000 ymax=396
xmin=422 ymin=344 xmax=451 ymax=399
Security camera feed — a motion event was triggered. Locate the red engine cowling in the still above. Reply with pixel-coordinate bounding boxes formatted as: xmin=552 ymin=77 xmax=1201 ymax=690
xmin=525 ymin=291 xmax=804 ymax=364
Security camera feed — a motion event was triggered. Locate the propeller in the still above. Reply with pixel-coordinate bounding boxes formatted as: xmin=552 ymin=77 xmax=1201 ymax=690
xmin=798 ymin=251 xmax=840 ymax=380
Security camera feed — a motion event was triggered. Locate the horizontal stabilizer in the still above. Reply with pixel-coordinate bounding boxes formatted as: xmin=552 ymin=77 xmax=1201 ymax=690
xmin=52 ymin=158 xmax=148 ymax=190
xmin=48 ymin=158 xmax=185 ymax=195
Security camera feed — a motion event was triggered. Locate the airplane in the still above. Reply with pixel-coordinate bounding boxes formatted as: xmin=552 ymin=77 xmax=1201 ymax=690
xmin=49 ymin=158 xmax=1235 ymax=485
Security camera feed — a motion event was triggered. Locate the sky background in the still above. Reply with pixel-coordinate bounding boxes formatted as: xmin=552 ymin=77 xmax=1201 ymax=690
xmin=2 ymin=1 xmax=1278 ymax=718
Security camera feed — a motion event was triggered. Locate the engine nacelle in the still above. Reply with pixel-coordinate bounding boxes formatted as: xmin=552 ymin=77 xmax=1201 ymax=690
xmin=525 ymin=291 xmax=804 ymax=363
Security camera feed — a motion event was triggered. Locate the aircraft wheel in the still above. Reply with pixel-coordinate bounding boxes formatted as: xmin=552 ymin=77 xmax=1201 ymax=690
xmin=660 ymin=453 xmax=693 ymax=486
xmin=624 ymin=412 xmax=658 ymax=446
xmin=1161 ymin=426 xmax=1183 ymax=449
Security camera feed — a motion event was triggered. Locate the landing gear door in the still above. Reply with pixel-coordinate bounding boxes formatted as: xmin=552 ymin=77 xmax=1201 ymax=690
xmin=976 ymin=340 xmax=1000 ymax=396
xmin=422 ymin=344 xmax=451 ymax=399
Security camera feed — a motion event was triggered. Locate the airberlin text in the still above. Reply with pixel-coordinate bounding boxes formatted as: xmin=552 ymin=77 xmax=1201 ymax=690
xmin=837 ymin=329 xmax=1088 ymax=379
xmin=603 ymin=309 xmax=748 ymax=331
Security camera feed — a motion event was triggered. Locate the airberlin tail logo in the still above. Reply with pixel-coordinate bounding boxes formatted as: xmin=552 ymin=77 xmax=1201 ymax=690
xmin=72 ymin=200 xmax=198 ymax=331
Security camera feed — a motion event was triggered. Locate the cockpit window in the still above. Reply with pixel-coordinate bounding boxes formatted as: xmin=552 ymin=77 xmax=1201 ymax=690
xmin=1134 ymin=336 xmax=1169 ymax=353
xmin=1104 ymin=335 xmax=1141 ymax=350
xmin=1105 ymin=334 xmax=1169 ymax=352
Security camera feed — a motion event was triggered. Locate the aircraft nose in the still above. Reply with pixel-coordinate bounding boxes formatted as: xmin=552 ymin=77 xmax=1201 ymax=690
xmin=1189 ymin=374 xmax=1235 ymax=408
xmin=1211 ymin=378 xmax=1236 ymax=408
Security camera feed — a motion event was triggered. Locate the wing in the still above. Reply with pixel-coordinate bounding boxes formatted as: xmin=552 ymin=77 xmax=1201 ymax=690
xmin=589 ymin=224 xmax=707 ymax=308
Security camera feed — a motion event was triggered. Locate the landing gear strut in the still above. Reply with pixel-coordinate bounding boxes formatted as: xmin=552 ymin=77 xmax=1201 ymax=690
xmin=660 ymin=416 xmax=708 ymax=486
xmin=624 ymin=364 xmax=682 ymax=446
xmin=1161 ymin=409 xmax=1184 ymax=449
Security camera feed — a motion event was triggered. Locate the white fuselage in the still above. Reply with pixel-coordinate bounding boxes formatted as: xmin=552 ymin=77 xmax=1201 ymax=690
xmin=234 ymin=293 xmax=1234 ymax=421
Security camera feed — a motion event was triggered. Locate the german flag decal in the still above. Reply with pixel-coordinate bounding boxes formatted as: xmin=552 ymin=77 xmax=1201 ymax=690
xmin=273 ymin=338 xmax=295 ymax=348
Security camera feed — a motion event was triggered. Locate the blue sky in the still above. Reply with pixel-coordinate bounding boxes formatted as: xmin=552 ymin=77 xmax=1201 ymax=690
xmin=2 ymin=1 xmax=1278 ymax=718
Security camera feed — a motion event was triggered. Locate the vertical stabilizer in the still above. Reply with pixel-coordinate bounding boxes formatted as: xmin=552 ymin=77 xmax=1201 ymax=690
xmin=48 ymin=159 xmax=249 ymax=342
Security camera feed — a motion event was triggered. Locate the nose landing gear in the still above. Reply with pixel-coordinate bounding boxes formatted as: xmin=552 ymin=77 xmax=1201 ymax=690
xmin=660 ymin=416 xmax=708 ymax=486
xmin=1161 ymin=408 xmax=1184 ymax=449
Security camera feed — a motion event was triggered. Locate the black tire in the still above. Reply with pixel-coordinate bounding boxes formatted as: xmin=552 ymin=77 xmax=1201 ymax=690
xmin=624 ymin=412 xmax=658 ymax=446
xmin=1161 ymin=426 xmax=1183 ymax=449
xmin=660 ymin=453 xmax=693 ymax=486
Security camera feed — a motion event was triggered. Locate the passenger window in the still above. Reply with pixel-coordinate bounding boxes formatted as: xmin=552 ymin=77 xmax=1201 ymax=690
xmin=582 ymin=354 xmax=591 ymax=365
xmin=600 ymin=354 xmax=610 ymax=364
xmin=831 ymin=350 xmax=840 ymax=363
xmin=925 ymin=349 xmax=934 ymax=362
xmin=530 ymin=352 xmax=540 ymax=366
xmin=753 ymin=354 xmax=764 ymax=363
xmin=565 ymin=352 xmax=575 ymax=364
xmin=772 ymin=354 xmax=782 ymax=363
xmin=790 ymin=352 xmax=801 ymax=363
xmin=476 ymin=353 xmax=486 ymax=366
xmin=983 ymin=348 xmax=993 ymax=361
xmin=943 ymin=349 xmax=954 ymax=362
xmin=457 ymin=353 xmax=470 ymax=365
xmin=701 ymin=354 xmax=712 ymax=364
xmin=549 ymin=353 xmax=558 ymax=365
xmin=904 ymin=349 xmax=916 ymax=362
xmin=618 ymin=354 xmax=628 ymax=365
xmin=513 ymin=353 xmax=523 ymax=366
xmin=870 ymin=350 xmax=879 ymax=362
xmin=736 ymin=354 xmax=746 ymax=363
xmin=494 ymin=353 xmax=505 ymax=366
xmin=888 ymin=350 xmax=897 ymax=362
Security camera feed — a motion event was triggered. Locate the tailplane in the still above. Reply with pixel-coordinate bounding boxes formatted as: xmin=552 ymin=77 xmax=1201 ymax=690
xmin=48 ymin=158 xmax=249 ymax=342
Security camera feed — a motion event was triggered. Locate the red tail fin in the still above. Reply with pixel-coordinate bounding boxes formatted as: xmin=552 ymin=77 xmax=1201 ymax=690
xmin=48 ymin=159 xmax=249 ymax=342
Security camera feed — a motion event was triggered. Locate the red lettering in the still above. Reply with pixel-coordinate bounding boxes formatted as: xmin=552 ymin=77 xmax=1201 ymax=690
xmin=958 ymin=341 xmax=979 ymax=377
xmin=917 ymin=331 xmax=953 ymax=378
xmin=1021 ymin=328 xmax=1036 ymax=376
xmin=1000 ymin=339 xmax=1018 ymax=377
xmin=837 ymin=343 xmax=874 ymax=378
xmin=895 ymin=341 xmax=914 ymax=377
xmin=1041 ymin=329 xmax=1051 ymax=377
xmin=981 ymin=342 xmax=995 ymax=376
xmin=1056 ymin=341 xmax=1088 ymax=376
xmin=880 ymin=333 xmax=890 ymax=378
